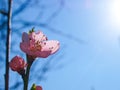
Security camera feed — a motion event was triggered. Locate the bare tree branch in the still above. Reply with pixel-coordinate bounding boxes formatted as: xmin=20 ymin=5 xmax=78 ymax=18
xmin=43 ymin=24 xmax=85 ymax=43
xmin=13 ymin=20 xmax=84 ymax=44
xmin=0 ymin=10 xmax=8 ymax=16
xmin=45 ymin=0 xmax=65 ymax=23
xmin=5 ymin=0 xmax=12 ymax=90
xmin=12 ymin=0 xmax=32 ymax=17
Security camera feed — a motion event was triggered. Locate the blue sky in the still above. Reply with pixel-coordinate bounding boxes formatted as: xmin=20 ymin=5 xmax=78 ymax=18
xmin=41 ymin=0 xmax=120 ymax=90
xmin=1 ymin=0 xmax=120 ymax=90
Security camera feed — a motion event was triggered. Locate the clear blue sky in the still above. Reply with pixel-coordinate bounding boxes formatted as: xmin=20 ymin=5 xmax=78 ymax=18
xmin=1 ymin=0 xmax=120 ymax=90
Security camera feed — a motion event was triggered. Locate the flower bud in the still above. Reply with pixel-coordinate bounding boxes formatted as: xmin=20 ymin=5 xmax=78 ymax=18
xmin=9 ymin=56 xmax=27 ymax=74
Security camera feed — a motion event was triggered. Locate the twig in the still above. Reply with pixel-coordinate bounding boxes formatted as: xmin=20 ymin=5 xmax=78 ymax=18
xmin=5 ymin=0 xmax=12 ymax=90
xmin=13 ymin=20 xmax=85 ymax=44
xmin=0 ymin=10 xmax=8 ymax=16
xmin=12 ymin=0 xmax=32 ymax=17
xmin=45 ymin=0 xmax=64 ymax=23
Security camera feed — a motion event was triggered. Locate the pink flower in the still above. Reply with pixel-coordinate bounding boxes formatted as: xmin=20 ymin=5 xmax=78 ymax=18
xmin=31 ymin=84 xmax=43 ymax=90
xmin=36 ymin=86 xmax=42 ymax=90
xmin=20 ymin=31 xmax=60 ymax=58
xmin=9 ymin=56 xmax=27 ymax=72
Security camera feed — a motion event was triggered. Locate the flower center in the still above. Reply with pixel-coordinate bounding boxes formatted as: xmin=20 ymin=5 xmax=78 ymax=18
xmin=29 ymin=40 xmax=42 ymax=52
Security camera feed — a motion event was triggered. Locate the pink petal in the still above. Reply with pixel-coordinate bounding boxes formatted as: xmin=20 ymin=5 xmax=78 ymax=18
xmin=22 ymin=32 xmax=29 ymax=42
xmin=29 ymin=31 xmax=47 ymax=42
xmin=9 ymin=56 xmax=26 ymax=72
xmin=20 ymin=42 xmax=30 ymax=54
xmin=41 ymin=40 xmax=60 ymax=54
xmin=20 ymin=42 xmax=36 ymax=56
xmin=36 ymin=86 xmax=42 ymax=90
xmin=33 ymin=50 xmax=51 ymax=58
xmin=36 ymin=31 xmax=48 ymax=41
xmin=20 ymin=42 xmax=51 ymax=58
xmin=20 ymin=31 xmax=60 ymax=58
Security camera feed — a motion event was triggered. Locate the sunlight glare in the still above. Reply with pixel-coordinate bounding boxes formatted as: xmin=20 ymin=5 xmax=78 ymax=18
xmin=108 ymin=0 xmax=120 ymax=27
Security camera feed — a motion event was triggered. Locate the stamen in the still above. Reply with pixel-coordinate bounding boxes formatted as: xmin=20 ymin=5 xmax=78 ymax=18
xmin=29 ymin=40 xmax=42 ymax=51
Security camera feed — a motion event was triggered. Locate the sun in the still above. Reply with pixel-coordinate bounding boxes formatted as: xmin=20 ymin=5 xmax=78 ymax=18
xmin=108 ymin=0 xmax=120 ymax=26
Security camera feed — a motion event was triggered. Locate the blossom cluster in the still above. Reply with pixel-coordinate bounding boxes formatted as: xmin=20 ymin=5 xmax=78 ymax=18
xmin=9 ymin=29 xmax=60 ymax=90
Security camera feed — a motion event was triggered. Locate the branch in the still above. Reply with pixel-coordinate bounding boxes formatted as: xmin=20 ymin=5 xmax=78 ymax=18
xmin=45 ymin=0 xmax=65 ymax=23
xmin=12 ymin=0 xmax=32 ymax=17
xmin=0 ymin=10 xmax=8 ymax=16
xmin=43 ymin=24 xmax=85 ymax=44
xmin=13 ymin=20 xmax=85 ymax=44
xmin=10 ymin=81 xmax=22 ymax=90
xmin=5 ymin=0 xmax=12 ymax=90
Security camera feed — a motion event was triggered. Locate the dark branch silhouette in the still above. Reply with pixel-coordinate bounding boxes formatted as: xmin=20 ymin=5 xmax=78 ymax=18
xmin=12 ymin=0 xmax=32 ymax=17
xmin=5 ymin=0 xmax=12 ymax=90
xmin=13 ymin=19 xmax=84 ymax=44
xmin=0 ymin=10 xmax=8 ymax=16
xmin=45 ymin=0 xmax=65 ymax=23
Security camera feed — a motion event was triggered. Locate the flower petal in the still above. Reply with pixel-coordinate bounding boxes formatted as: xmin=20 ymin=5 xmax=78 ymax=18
xmin=41 ymin=40 xmax=60 ymax=54
xmin=36 ymin=31 xmax=48 ymax=41
xmin=34 ymin=50 xmax=51 ymax=58
xmin=9 ymin=56 xmax=26 ymax=72
xmin=22 ymin=32 xmax=29 ymax=42
xmin=20 ymin=31 xmax=60 ymax=58
xmin=20 ymin=42 xmax=30 ymax=54
xmin=20 ymin=42 xmax=51 ymax=58
xmin=36 ymin=86 xmax=42 ymax=90
xmin=29 ymin=31 xmax=47 ymax=42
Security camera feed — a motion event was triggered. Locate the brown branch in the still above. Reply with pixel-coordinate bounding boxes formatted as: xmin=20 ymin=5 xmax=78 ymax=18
xmin=5 ymin=0 xmax=12 ymax=90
